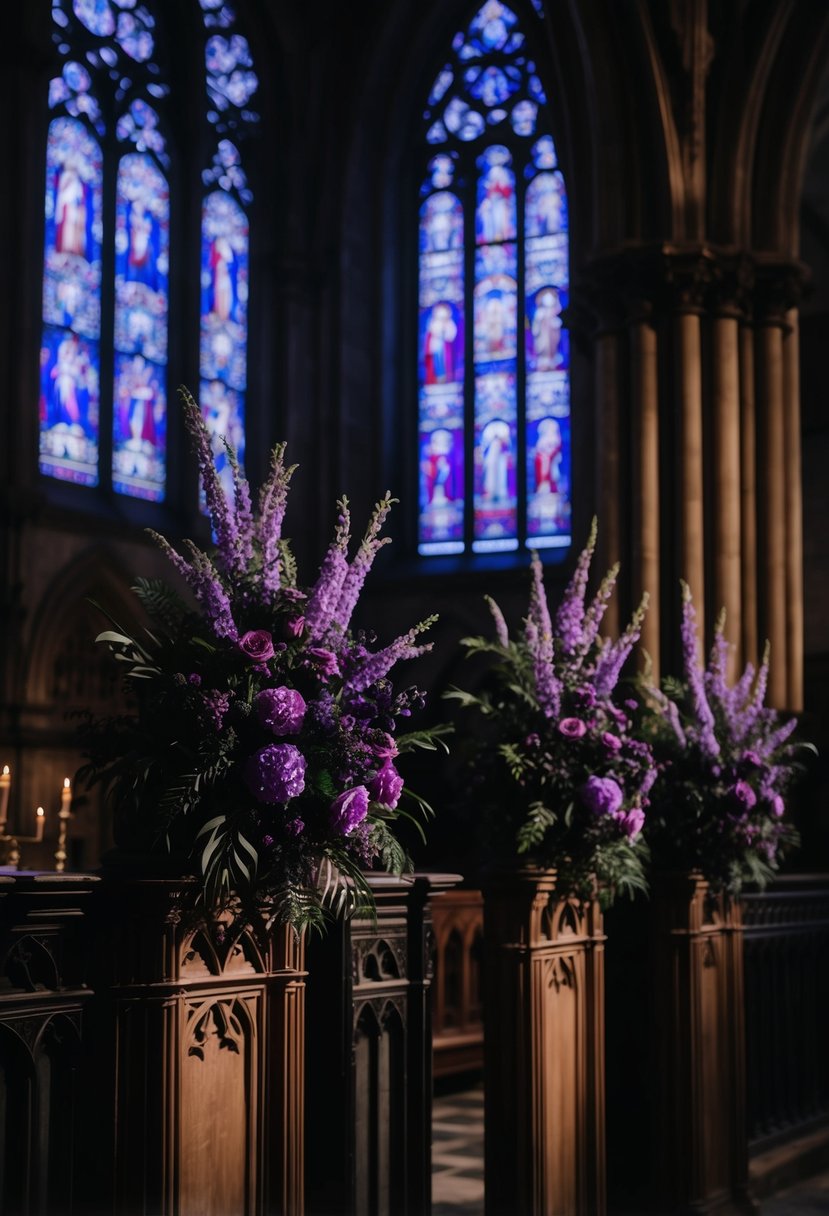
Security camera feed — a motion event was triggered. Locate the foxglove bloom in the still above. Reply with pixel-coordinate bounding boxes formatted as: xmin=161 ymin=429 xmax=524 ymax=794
xmin=255 ymin=686 xmax=306 ymax=736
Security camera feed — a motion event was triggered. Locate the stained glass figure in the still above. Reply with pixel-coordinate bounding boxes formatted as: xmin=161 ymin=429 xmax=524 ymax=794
xmin=418 ymin=1 xmax=571 ymax=556
xmin=40 ymin=116 xmax=103 ymax=486
xmin=418 ymin=189 xmax=465 ymax=554
xmin=200 ymin=191 xmax=249 ymax=498
xmin=112 ymin=152 xmax=169 ymax=500
xmin=475 ymin=146 xmax=516 ymax=243
xmin=525 ymin=137 xmax=571 ymax=545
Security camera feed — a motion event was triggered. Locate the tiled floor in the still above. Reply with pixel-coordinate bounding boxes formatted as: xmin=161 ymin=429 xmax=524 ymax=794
xmin=432 ymin=1082 xmax=484 ymax=1216
xmin=431 ymin=1081 xmax=829 ymax=1214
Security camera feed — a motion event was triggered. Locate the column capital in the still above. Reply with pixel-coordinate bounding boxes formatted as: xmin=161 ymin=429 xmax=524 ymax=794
xmin=752 ymin=256 xmax=810 ymax=326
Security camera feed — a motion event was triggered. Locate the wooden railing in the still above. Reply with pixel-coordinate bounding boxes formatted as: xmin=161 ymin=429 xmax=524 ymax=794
xmin=743 ymin=874 xmax=829 ymax=1152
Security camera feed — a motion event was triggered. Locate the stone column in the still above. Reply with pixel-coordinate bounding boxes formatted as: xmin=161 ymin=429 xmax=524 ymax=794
xmin=630 ymin=302 xmax=661 ymax=678
xmin=783 ymin=307 xmax=804 ymax=710
xmin=710 ymin=260 xmax=750 ymax=674
xmin=754 ymin=264 xmax=805 ymax=707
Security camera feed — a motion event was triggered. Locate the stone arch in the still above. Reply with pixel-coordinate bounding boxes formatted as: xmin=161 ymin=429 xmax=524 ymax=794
xmin=24 ymin=546 xmax=138 ymax=717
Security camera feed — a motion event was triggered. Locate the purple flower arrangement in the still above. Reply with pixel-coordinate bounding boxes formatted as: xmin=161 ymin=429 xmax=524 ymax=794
xmin=446 ymin=522 xmax=654 ymax=904
xmin=81 ymin=389 xmax=447 ymax=933
xmin=638 ymin=583 xmax=806 ymax=893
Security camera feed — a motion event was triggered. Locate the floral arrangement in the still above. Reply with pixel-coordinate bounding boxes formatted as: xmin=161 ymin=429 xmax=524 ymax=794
xmin=80 ymin=390 xmax=447 ymax=932
xmin=636 ymin=584 xmax=807 ymax=893
xmin=446 ymin=523 xmax=654 ymax=903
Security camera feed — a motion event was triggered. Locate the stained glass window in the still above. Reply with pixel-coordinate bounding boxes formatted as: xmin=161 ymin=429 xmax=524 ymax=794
xmin=199 ymin=2 xmax=257 ymax=499
xmin=418 ymin=0 xmax=570 ymax=556
xmin=40 ymin=116 xmax=103 ymax=487
xmin=112 ymin=150 xmax=169 ymax=500
xmin=41 ymin=1 xmax=258 ymax=506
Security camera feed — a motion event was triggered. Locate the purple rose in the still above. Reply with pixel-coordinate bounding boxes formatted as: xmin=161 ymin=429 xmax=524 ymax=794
xmin=244 ymin=743 xmax=306 ymax=804
xmin=330 ymin=785 xmax=370 ymax=835
xmin=285 ymin=615 xmax=306 ymax=639
xmin=254 ymin=686 xmax=306 ymax=735
xmin=369 ymin=762 xmax=404 ymax=809
xmin=615 ymin=806 xmax=645 ymax=839
xmin=733 ymin=780 xmax=757 ymax=810
xmin=559 ymin=717 xmax=587 ymax=739
xmin=580 ymin=775 xmax=624 ymax=817
xmin=770 ymin=793 xmax=785 ymax=818
xmin=239 ymin=630 xmax=275 ymax=664
xmin=306 ymin=647 xmax=341 ymax=680
xmin=602 ymin=732 xmax=622 ymax=752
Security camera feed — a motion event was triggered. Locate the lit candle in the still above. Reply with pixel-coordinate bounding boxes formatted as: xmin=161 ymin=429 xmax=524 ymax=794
xmin=55 ymin=779 xmax=72 ymax=873
xmin=34 ymin=807 xmax=45 ymax=844
xmin=0 ymin=766 xmax=10 ymax=833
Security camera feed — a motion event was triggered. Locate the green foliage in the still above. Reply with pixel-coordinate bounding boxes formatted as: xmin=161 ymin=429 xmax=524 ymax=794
xmin=516 ymin=801 xmax=556 ymax=853
xmin=131 ymin=577 xmax=191 ymax=635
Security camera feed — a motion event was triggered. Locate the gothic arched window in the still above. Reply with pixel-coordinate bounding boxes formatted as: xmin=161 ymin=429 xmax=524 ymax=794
xmin=40 ymin=0 xmax=257 ymax=505
xmin=417 ymin=0 xmax=570 ymax=556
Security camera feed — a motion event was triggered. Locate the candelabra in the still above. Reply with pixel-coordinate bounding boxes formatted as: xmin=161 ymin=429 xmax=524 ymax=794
xmin=0 ymin=766 xmax=54 ymax=869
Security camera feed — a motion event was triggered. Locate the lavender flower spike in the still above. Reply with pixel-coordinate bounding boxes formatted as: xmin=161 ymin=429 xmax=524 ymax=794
xmin=179 ymin=387 xmax=238 ymax=575
xmin=256 ymin=441 xmax=298 ymax=601
xmin=349 ymin=615 xmax=438 ymax=692
xmin=580 ymin=561 xmax=620 ymax=657
xmin=555 ymin=516 xmax=597 ymax=656
xmin=222 ymin=438 xmax=255 ymax=574
xmin=680 ymin=582 xmax=719 ymax=757
xmin=486 ymin=595 xmax=510 ymax=648
xmin=331 ymin=493 xmax=396 ymax=638
xmin=593 ymin=592 xmax=648 ymax=699
xmin=304 ymin=497 xmax=352 ymax=642
xmin=146 ymin=529 xmax=239 ymax=641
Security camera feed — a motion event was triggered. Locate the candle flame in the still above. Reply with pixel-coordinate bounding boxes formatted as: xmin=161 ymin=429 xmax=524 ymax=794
xmin=63 ymin=778 xmax=71 ymax=789
xmin=36 ymin=807 xmax=45 ymax=818
xmin=2 ymin=766 xmax=8 ymax=777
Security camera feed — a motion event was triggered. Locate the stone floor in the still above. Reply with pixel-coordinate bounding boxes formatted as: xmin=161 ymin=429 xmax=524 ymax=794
xmin=431 ymin=1081 xmax=829 ymax=1215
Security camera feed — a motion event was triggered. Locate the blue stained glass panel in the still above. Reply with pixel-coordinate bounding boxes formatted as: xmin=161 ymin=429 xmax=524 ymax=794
xmin=418 ymin=197 xmax=465 ymax=554
xmin=73 ymin=0 xmax=115 ymax=37
xmin=469 ymin=66 xmax=517 ymax=107
xmin=525 ymin=160 xmax=571 ymax=546
xmin=526 ymin=375 xmax=570 ymax=545
xmin=39 ymin=325 xmax=100 ymax=485
xmin=200 ymin=190 xmax=249 ymax=392
xmin=201 ymin=378 xmax=246 ymax=503
xmin=420 ymin=191 xmax=463 ymax=253
xmin=112 ymin=152 xmax=169 ymax=500
xmin=525 ymin=170 xmax=567 ymax=236
xmin=474 ymin=253 xmax=517 ymax=367
xmin=112 ymin=353 xmax=166 ymax=499
xmin=40 ymin=116 xmax=103 ymax=485
xmin=476 ymin=147 xmax=516 ymax=244
xmin=418 ymin=393 xmax=465 ymax=554
xmin=473 ymin=371 xmax=518 ymax=549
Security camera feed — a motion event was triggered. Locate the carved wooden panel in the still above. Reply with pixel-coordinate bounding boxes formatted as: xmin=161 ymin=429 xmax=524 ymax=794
xmin=181 ymin=996 xmax=258 ymax=1216
xmin=483 ymin=868 xmax=605 ymax=1216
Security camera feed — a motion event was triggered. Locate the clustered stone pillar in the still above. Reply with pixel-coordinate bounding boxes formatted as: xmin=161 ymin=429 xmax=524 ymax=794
xmin=582 ymin=247 xmax=806 ymax=708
